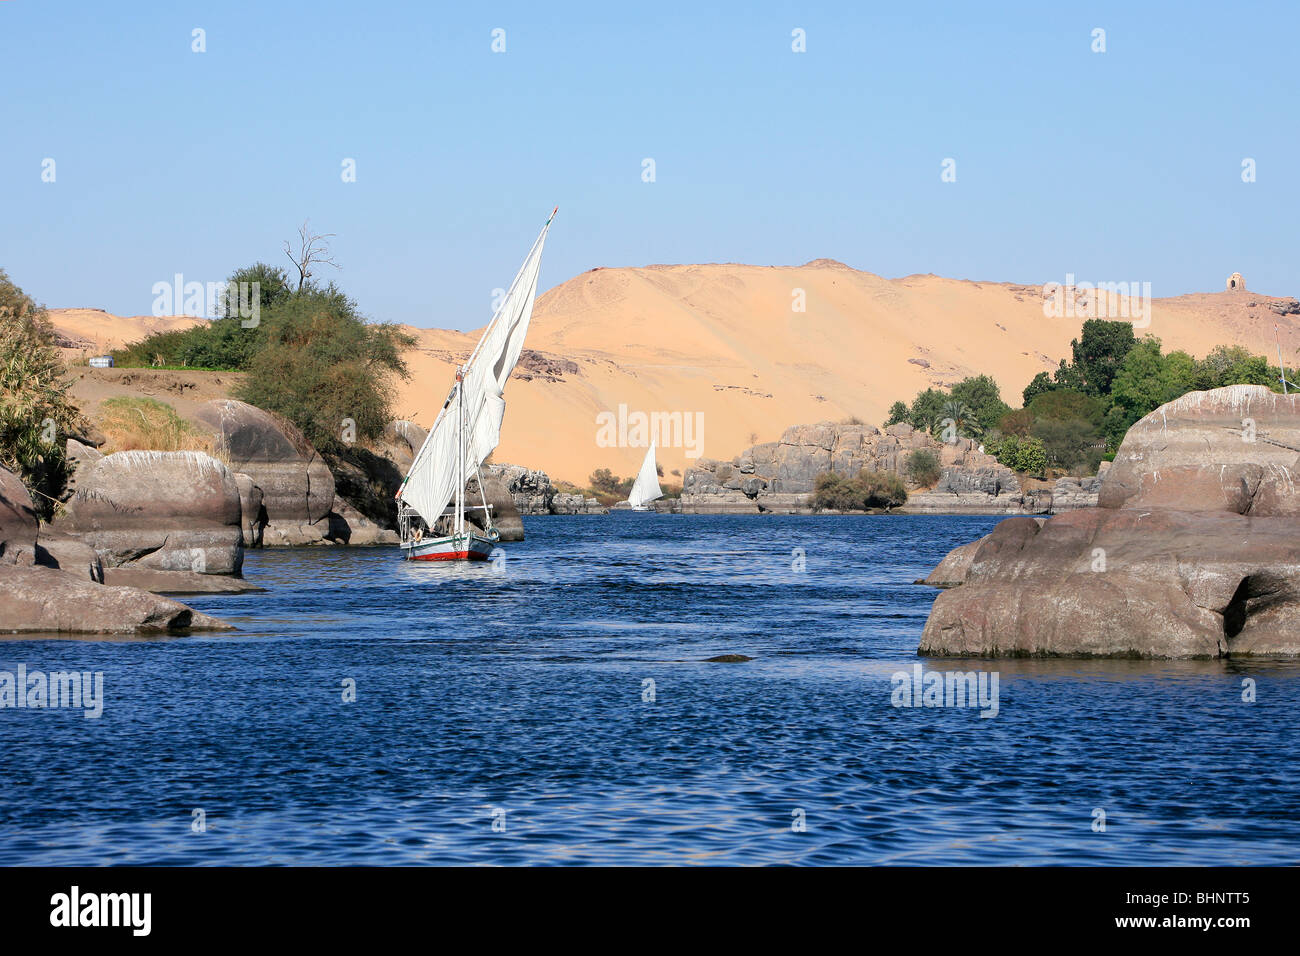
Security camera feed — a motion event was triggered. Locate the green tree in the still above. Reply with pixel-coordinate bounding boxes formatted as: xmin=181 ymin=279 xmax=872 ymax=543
xmin=1067 ymin=319 xmax=1137 ymax=396
xmin=885 ymin=400 xmax=909 ymax=427
xmin=949 ymin=374 xmax=1011 ymax=433
xmin=589 ymin=468 xmax=619 ymax=493
xmin=1012 ymin=436 xmax=1048 ymax=477
xmin=1107 ymin=337 xmax=1198 ymax=441
xmin=234 ymin=285 xmax=414 ymax=452
xmin=998 ymin=407 xmax=1035 ymax=437
xmin=941 ymin=399 xmax=979 ymax=439
xmin=909 ymin=388 xmax=947 ymax=433
xmin=1022 ymin=371 xmax=1054 ymax=405
xmin=810 ymin=469 xmax=907 ymax=511
xmin=1027 ymin=388 xmax=1105 ymax=428
xmin=1193 ymin=345 xmax=1277 ymax=390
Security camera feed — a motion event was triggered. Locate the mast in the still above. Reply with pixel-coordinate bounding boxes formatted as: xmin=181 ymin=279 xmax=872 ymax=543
xmin=396 ymin=207 xmax=557 ymax=540
xmin=456 ymin=376 xmax=465 ymax=533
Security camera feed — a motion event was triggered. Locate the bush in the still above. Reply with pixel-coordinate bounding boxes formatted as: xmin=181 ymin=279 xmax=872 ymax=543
xmin=232 ymin=285 xmax=414 ymax=453
xmin=97 ymin=397 xmax=215 ymax=454
xmin=113 ymin=257 xmax=414 ymax=453
xmin=0 ymin=269 xmax=83 ymax=513
xmin=991 ymin=434 xmax=1047 ymax=477
xmin=810 ymin=469 xmax=907 ymax=511
xmin=905 ymin=449 xmax=942 ymax=487
xmin=589 ymin=468 xmax=619 ymax=493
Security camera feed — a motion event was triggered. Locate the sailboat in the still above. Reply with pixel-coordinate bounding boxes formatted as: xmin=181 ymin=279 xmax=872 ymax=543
xmin=626 ymin=440 xmax=664 ymax=512
xmin=395 ymin=208 xmax=556 ymax=560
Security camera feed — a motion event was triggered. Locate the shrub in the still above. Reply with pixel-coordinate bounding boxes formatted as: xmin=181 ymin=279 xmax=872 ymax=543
xmin=992 ymin=434 xmax=1047 ymax=477
xmin=233 ymin=285 xmax=414 ymax=453
xmin=113 ymin=255 xmax=414 ymax=453
xmin=810 ymin=469 xmax=907 ymax=511
xmin=589 ymin=468 xmax=619 ymax=493
xmin=905 ymin=449 xmax=942 ymax=487
xmin=0 ymin=269 xmax=83 ymax=513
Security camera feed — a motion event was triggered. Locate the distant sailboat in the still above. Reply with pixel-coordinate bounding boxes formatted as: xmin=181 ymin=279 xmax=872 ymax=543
xmin=395 ymin=208 xmax=556 ymax=560
xmin=627 ymin=440 xmax=663 ymax=512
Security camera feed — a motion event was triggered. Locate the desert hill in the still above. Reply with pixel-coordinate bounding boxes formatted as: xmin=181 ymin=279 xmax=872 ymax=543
xmin=48 ymin=264 xmax=1300 ymax=485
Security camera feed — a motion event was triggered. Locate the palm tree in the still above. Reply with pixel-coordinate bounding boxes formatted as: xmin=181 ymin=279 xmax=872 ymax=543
xmin=940 ymin=400 xmax=981 ymax=441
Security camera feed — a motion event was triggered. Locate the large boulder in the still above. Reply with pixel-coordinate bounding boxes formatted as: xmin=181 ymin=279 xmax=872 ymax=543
xmin=34 ymin=529 xmax=104 ymax=583
xmin=0 ymin=466 xmax=38 ymax=566
xmin=919 ymin=386 xmax=1300 ymax=658
xmin=194 ymin=400 xmax=335 ymax=545
xmin=63 ymin=439 xmax=103 ymax=499
xmin=0 ymin=564 xmax=231 ymax=634
xmin=1099 ymin=385 xmax=1300 ymax=514
xmin=57 ymin=450 xmax=244 ymax=574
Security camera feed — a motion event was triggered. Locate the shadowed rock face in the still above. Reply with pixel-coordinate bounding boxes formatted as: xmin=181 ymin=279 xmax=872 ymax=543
xmin=194 ymin=400 xmax=335 ymax=537
xmin=457 ymin=475 xmax=524 ymax=541
xmin=58 ymin=450 xmax=244 ymax=575
xmin=919 ymin=386 xmax=1300 ymax=658
xmin=0 ymin=467 xmax=38 ymax=566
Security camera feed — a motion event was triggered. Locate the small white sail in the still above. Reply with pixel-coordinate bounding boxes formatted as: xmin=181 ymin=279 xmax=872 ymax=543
xmin=398 ymin=210 xmax=555 ymax=530
xmin=627 ymin=441 xmax=663 ymax=509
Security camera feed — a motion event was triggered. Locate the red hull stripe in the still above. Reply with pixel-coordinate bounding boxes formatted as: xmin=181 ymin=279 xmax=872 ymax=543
xmin=409 ymin=550 xmax=490 ymax=561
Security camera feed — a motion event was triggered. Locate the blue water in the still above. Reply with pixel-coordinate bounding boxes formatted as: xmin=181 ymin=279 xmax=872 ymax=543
xmin=2 ymin=514 xmax=1298 ymax=865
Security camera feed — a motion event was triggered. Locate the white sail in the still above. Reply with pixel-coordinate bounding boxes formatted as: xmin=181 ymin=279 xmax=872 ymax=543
xmin=627 ymin=441 xmax=663 ymax=509
xmin=398 ymin=211 xmax=555 ymax=528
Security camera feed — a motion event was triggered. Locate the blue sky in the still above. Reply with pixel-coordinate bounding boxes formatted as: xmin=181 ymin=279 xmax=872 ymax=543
xmin=1 ymin=0 xmax=1297 ymax=329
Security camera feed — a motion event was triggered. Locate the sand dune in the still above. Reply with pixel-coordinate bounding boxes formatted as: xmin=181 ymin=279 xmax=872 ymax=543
xmin=49 ymin=308 xmax=204 ymax=354
xmin=47 ymin=265 xmax=1300 ymax=486
xmin=396 ymin=262 xmax=1300 ymax=484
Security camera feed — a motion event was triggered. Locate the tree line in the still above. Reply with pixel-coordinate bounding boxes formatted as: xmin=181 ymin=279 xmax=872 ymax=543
xmin=885 ymin=319 xmax=1284 ymax=478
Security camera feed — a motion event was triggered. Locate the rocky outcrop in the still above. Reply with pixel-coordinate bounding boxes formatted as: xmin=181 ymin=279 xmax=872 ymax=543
xmin=325 ymin=498 xmax=399 ymax=546
xmin=0 ymin=564 xmax=232 ymax=634
xmin=56 ymin=450 xmax=244 ymax=575
xmin=920 ymin=385 xmax=1300 ymax=658
xmin=916 ymin=535 xmax=989 ymax=587
xmin=0 ymin=465 xmax=229 ymax=634
xmin=680 ymin=421 xmax=1097 ymax=514
xmin=484 ymin=463 xmax=609 ymax=515
xmin=381 ymin=420 xmax=427 ymax=473
xmin=1097 ymin=385 xmax=1300 ymax=514
xmin=101 ymin=567 xmax=263 ymax=594
xmin=194 ymin=399 xmax=334 ymax=545
xmin=905 ymin=474 xmax=1100 ymax=515
xmin=34 ymin=529 xmax=104 ymax=583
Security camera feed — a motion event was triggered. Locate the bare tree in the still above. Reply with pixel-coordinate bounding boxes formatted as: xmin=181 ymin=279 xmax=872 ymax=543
xmin=283 ymin=221 xmax=340 ymax=292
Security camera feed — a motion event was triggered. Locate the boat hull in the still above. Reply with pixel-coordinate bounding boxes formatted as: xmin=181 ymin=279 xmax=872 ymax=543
xmin=402 ymin=532 xmax=495 ymax=561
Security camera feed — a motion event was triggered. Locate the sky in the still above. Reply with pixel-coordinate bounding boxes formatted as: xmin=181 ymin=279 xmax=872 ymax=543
xmin=1 ymin=0 xmax=1297 ymax=330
